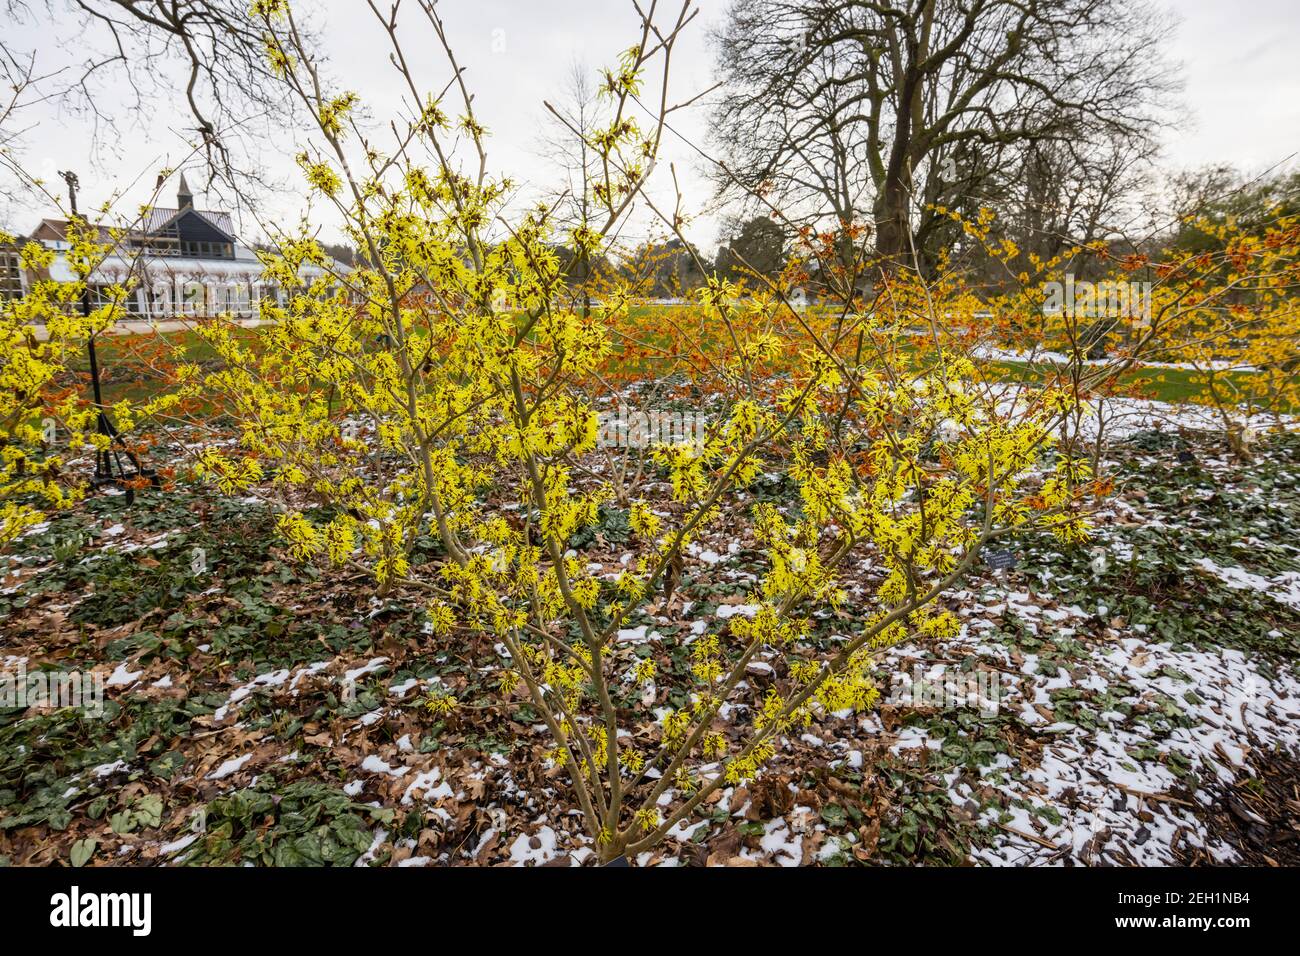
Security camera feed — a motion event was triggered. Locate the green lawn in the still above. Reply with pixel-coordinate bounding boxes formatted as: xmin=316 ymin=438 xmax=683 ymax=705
xmin=53 ymin=315 xmax=1287 ymax=413
xmin=983 ymin=357 xmax=1290 ymax=410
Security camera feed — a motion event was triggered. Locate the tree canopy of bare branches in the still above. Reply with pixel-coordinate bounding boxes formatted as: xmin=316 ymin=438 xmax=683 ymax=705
xmin=711 ymin=0 xmax=1182 ymax=270
xmin=1 ymin=0 xmax=309 ymax=198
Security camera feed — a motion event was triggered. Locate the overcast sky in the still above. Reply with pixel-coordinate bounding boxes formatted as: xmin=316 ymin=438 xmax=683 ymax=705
xmin=2 ymin=0 xmax=1298 ymax=253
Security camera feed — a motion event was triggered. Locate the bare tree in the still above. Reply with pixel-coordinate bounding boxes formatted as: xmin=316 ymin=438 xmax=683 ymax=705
xmin=710 ymin=23 xmax=872 ymax=239
xmin=0 ymin=0 xmax=311 ymax=200
xmin=0 ymin=47 xmax=41 ymax=212
xmin=935 ymin=110 xmax=1161 ymax=283
xmin=716 ymin=213 xmax=786 ymax=285
xmin=538 ymin=61 xmax=618 ymax=295
xmin=540 ymin=62 xmax=607 ymax=236
xmin=712 ymin=0 xmax=1181 ymax=268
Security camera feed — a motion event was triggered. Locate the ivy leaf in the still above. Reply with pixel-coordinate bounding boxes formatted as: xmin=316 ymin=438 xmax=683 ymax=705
xmin=134 ymin=794 xmax=164 ymax=828
xmin=70 ymin=838 xmax=97 ymax=867
xmin=820 ymin=803 xmax=848 ymax=827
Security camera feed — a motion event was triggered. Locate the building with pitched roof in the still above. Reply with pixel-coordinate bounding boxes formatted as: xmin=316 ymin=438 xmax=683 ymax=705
xmin=18 ymin=174 xmax=339 ymax=319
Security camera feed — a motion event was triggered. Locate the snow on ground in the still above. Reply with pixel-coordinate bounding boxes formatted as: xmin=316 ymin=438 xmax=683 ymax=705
xmin=972 ymin=344 xmax=1255 ymax=373
xmin=995 ymin=390 xmax=1295 ymax=443
xmin=694 ymin=574 xmax=1300 ymax=867
xmin=903 ymin=605 xmax=1300 ymax=865
xmin=1194 ymin=558 xmax=1300 ymax=613
xmin=3 ymin=394 xmax=1296 ymax=868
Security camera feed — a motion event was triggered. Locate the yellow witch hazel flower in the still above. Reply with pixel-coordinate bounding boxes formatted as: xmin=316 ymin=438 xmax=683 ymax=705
xmin=628 ymin=500 xmax=661 ymax=538
xmin=631 ymin=658 xmax=656 ymax=684
xmin=297 ymin=153 xmax=342 ymax=197
xmin=275 ymin=512 xmax=321 ymax=561
xmin=424 ymin=691 xmax=458 ymax=718
xmin=323 ymin=514 xmax=357 ymax=564
xmin=426 ymin=600 xmax=456 ymax=636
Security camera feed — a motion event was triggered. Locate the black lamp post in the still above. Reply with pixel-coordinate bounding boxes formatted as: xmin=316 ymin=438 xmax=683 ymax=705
xmin=58 ymin=170 xmax=158 ymax=503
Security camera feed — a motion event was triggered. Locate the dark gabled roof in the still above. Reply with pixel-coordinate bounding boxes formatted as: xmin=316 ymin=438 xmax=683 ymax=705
xmin=141 ymin=206 xmax=236 ymax=240
xmin=33 ymin=206 xmax=238 ymax=246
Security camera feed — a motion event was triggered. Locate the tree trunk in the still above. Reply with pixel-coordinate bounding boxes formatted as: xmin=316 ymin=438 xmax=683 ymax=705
xmin=874 ymin=175 xmax=914 ymax=264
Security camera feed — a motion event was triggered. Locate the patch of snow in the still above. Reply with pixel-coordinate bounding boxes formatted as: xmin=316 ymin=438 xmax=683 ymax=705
xmin=207 ymin=754 xmax=253 ymax=780
xmin=106 ymin=662 xmax=142 ymax=687
xmin=509 ymin=826 xmax=559 ymax=866
xmin=717 ymin=603 xmax=760 ymax=620
xmin=361 ymin=755 xmax=409 ymax=777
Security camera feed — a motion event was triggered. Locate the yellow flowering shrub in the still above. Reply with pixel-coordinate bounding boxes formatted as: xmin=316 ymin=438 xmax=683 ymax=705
xmin=168 ymin=1 xmax=1130 ymax=863
xmin=0 ymin=218 xmax=177 ymax=547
